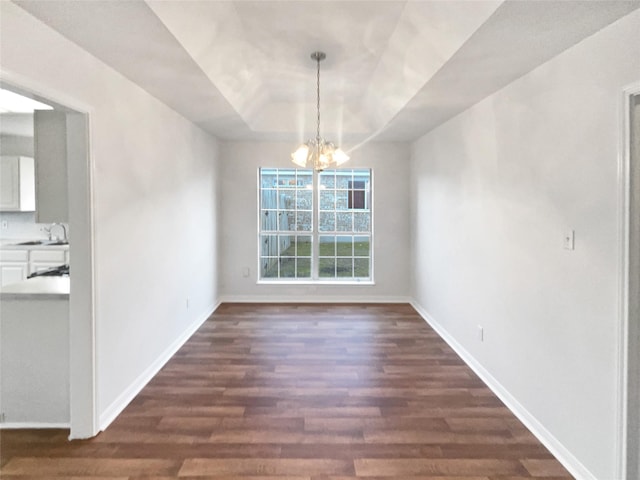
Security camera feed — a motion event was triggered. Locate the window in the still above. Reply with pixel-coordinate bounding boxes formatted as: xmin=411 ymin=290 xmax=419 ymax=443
xmin=259 ymin=168 xmax=372 ymax=282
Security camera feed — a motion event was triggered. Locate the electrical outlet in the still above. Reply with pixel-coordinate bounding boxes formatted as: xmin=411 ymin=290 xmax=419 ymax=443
xmin=1 ymin=220 xmax=8 ymax=229
xmin=242 ymin=267 xmax=250 ymax=278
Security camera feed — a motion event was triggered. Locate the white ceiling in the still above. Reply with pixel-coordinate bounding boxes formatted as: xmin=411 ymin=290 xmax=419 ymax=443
xmin=12 ymin=0 xmax=640 ymax=150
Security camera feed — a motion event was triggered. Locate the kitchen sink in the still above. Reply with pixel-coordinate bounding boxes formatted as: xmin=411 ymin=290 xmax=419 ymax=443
xmin=14 ymin=240 xmax=69 ymax=246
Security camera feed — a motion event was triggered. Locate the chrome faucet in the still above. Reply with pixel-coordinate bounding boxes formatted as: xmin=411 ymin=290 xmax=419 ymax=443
xmin=45 ymin=223 xmax=68 ymax=242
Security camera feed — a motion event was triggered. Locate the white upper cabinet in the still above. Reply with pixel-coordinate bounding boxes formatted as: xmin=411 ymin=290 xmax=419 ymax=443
xmin=0 ymin=156 xmax=35 ymax=212
xmin=34 ymin=110 xmax=68 ymax=223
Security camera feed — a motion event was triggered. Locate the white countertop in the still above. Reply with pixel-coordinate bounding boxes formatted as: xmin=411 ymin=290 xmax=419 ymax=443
xmin=0 ymin=276 xmax=69 ymax=300
xmin=0 ymin=239 xmax=69 ymax=250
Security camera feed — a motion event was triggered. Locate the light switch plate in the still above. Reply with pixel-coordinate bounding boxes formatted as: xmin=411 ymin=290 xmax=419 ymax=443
xmin=564 ymin=230 xmax=575 ymax=250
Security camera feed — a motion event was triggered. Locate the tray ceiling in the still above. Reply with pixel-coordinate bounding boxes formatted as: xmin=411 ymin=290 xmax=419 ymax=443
xmin=12 ymin=0 xmax=640 ymax=149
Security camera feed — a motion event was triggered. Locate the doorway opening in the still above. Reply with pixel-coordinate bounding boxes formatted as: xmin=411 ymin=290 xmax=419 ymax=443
xmin=0 ymin=78 xmax=96 ymax=439
xmin=622 ymin=85 xmax=640 ymax=480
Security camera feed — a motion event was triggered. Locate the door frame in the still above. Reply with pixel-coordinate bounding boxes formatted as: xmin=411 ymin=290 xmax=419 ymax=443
xmin=618 ymin=81 xmax=640 ymax=479
xmin=0 ymin=70 xmax=98 ymax=438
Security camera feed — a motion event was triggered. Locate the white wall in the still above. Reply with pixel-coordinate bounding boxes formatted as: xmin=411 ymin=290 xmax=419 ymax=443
xmin=220 ymin=141 xmax=411 ymax=302
xmin=410 ymin=10 xmax=640 ymax=480
xmin=1 ymin=2 xmax=221 ymax=430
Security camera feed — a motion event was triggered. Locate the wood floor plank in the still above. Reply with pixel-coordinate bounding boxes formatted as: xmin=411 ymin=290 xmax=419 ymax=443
xmin=1 ymin=458 xmax=179 ymax=476
xmin=354 ymin=458 xmax=527 ymax=476
xmin=179 ymin=458 xmax=353 ymax=475
xmin=0 ymin=303 xmax=573 ymax=479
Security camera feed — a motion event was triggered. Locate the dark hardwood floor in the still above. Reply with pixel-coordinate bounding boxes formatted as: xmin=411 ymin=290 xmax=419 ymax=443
xmin=0 ymin=303 xmax=573 ymax=479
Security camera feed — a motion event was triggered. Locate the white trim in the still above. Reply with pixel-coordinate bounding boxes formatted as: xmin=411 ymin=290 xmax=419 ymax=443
xmin=411 ymin=300 xmax=597 ymax=480
xmin=98 ymin=302 xmax=219 ymax=430
xmin=257 ymin=168 xmax=374 ymax=282
xmin=0 ymin=422 xmax=70 ymax=430
xmin=220 ymin=295 xmax=411 ymax=304
xmin=618 ymin=81 xmax=640 ymax=480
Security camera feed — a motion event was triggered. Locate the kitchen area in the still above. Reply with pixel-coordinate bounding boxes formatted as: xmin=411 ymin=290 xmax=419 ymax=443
xmin=0 ymin=88 xmax=72 ymax=426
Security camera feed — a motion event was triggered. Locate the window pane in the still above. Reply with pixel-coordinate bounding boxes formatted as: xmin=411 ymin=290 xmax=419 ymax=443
xmin=261 ymin=210 xmax=277 ymax=231
xmin=336 ymin=173 xmax=351 ymax=189
xmin=278 ymin=170 xmax=296 ymax=187
xmin=261 ymin=258 xmax=278 ymax=278
xmin=335 ymin=190 xmax=349 ymax=210
xmin=296 ymin=258 xmax=311 ymax=278
xmin=348 ymin=189 xmax=366 ymax=209
xmin=297 ymin=236 xmax=312 ymax=256
xmin=297 ymin=171 xmax=313 ymax=188
xmin=319 ymin=257 xmax=336 ymax=277
xmin=336 ymin=258 xmax=353 ymax=277
xmin=279 ymin=192 xmax=294 ymax=210
xmin=296 ymin=189 xmax=312 ymax=209
xmin=353 ymin=170 xmax=370 ymax=182
xmin=261 ymin=169 xmax=278 ymax=187
xmin=354 ymin=258 xmax=370 ymax=277
xmin=261 ymin=235 xmax=278 ymax=256
xmin=261 ymin=189 xmax=277 ymax=209
xmin=320 ymin=190 xmax=335 ymax=210
xmin=354 ymin=212 xmax=370 ymax=232
xmin=354 ymin=236 xmax=370 ymax=256
xmin=280 ymin=236 xmax=295 ymax=256
xmin=336 ymin=236 xmax=353 ymax=256
xmin=319 ymin=211 xmax=335 ymax=231
xmin=319 ymin=172 xmax=335 ymax=188
xmin=280 ymin=258 xmax=295 ymax=277
xmin=279 ymin=211 xmax=295 ymax=231
xmin=336 ymin=212 xmax=353 ymax=232
xmin=319 ymin=236 xmax=335 ymax=256
xmin=296 ymin=211 xmax=312 ymax=231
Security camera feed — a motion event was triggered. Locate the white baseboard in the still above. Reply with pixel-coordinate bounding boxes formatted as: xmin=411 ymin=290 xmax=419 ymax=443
xmin=410 ymin=300 xmax=597 ymax=480
xmin=219 ymin=295 xmax=412 ymax=304
xmin=98 ymin=301 xmax=220 ymax=431
xmin=0 ymin=422 xmax=69 ymax=429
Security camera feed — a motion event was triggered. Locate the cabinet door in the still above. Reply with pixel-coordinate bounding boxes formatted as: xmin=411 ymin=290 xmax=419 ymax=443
xmin=0 ymin=157 xmax=20 ymax=210
xmin=0 ymin=156 xmax=35 ymax=211
xmin=34 ymin=111 xmax=68 ymax=222
xmin=29 ymin=249 xmax=67 ymax=274
xmin=0 ymin=263 xmax=28 ymax=286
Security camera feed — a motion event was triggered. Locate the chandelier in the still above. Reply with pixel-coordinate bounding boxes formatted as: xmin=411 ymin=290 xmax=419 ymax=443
xmin=291 ymin=51 xmax=349 ymax=171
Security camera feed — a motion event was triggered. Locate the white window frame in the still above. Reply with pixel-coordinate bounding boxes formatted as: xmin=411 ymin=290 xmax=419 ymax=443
xmin=257 ymin=168 xmax=374 ymax=284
